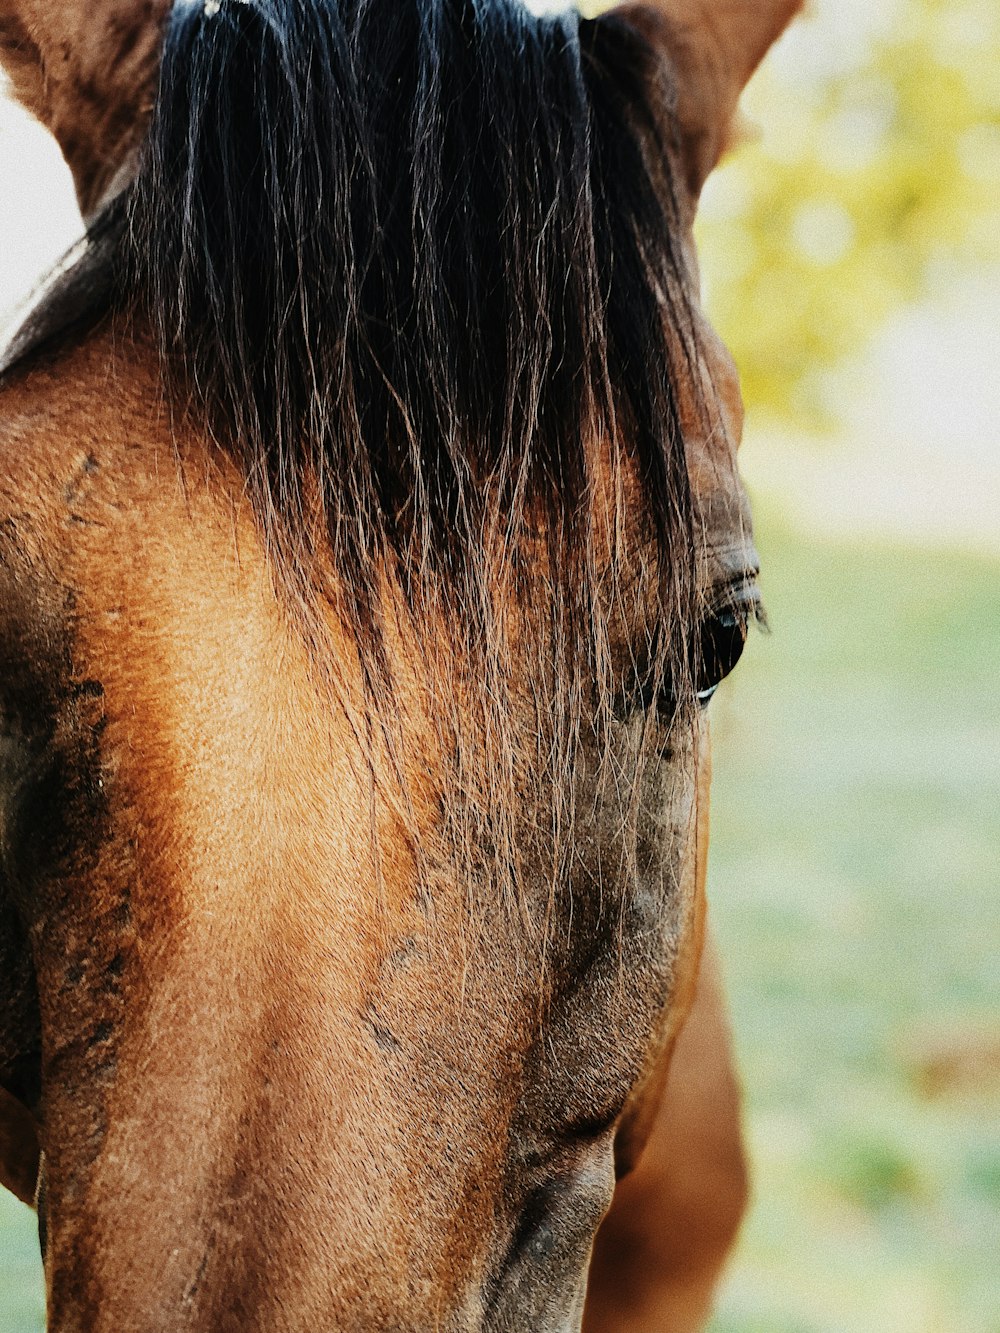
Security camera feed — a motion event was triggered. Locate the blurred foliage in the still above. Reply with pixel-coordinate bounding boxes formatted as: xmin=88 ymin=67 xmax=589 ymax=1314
xmin=695 ymin=0 xmax=1000 ymax=422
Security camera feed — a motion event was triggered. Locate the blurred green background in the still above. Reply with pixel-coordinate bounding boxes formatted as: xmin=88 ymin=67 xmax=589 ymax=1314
xmin=707 ymin=518 xmax=1000 ymax=1333
xmin=1 ymin=0 xmax=999 ymax=1327
xmin=699 ymin=0 xmax=1000 ymax=1328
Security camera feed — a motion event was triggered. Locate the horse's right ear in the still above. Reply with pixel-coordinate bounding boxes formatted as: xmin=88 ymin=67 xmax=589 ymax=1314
xmin=0 ymin=1087 xmax=39 ymax=1208
xmin=0 ymin=0 xmax=170 ymax=219
xmin=616 ymin=0 xmax=803 ymax=200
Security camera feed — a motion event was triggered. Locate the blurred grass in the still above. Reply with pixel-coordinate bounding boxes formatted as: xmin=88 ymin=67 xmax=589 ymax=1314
xmin=0 ymin=504 xmax=997 ymax=1329
xmin=707 ymin=499 xmax=1000 ymax=1333
xmin=0 ymin=1191 xmax=42 ymax=1332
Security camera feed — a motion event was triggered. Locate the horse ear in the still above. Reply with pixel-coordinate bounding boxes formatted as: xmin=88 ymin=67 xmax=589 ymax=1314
xmin=617 ymin=0 xmax=803 ymax=199
xmin=0 ymin=1088 xmax=39 ymax=1207
xmin=0 ymin=0 xmax=170 ymax=219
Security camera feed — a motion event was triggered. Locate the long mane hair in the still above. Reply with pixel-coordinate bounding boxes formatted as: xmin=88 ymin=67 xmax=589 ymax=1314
xmin=127 ymin=0 xmax=703 ymax=895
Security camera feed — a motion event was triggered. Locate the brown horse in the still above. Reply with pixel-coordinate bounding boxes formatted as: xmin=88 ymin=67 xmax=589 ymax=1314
xmin=0 ymin=0 xmax=799 ymax=1328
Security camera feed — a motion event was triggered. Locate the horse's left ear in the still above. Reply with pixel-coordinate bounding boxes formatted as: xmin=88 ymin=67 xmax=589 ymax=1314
xmin=0 ymin=0 xmax=170 ymax=218
xmin=616 ymin=0 xmax=803 ymax=200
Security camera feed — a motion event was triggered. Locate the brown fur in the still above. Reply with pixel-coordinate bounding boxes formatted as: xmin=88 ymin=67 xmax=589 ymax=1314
xmin=0 ymin=1 xmax=801 ymax=1328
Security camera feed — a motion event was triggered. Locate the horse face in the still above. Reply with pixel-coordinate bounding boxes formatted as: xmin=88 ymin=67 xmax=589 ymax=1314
xmin=0 ymin=1 xmax=799 ymax=1329
xmin=0 ymin=357 xmax=712 ymax=1330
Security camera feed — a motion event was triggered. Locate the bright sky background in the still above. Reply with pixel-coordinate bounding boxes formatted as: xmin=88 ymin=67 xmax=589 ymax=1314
xmin=1 ymin=0 xmax=997 ymax=557
xmin=0 ymin=90 xmax=82 ymax=327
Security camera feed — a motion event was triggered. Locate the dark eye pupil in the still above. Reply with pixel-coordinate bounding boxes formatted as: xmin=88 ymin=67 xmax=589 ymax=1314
xmin=694 ymin=609 xmax=748 ymax=704
xmin=616 ymin=605 xmax=753 ymax=720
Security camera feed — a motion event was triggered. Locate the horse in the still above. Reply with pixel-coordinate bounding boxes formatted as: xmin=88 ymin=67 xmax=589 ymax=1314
xmin=0 ymin=0 xmax=800 ymax=1328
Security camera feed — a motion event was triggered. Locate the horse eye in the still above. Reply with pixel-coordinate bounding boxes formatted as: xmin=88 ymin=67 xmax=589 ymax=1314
xmin=615 ymin=599 xmax=758 ymax=721
xmin=693 ymin=607 xmax=750 ymax=705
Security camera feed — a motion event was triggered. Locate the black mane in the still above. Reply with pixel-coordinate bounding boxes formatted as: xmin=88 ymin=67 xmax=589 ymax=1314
xmin=127 ymin=0 xmax=703 ymax=871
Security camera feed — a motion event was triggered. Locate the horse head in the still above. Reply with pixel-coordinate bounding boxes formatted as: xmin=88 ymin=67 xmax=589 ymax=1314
xmin=0 ymin=1 xmax=799 ymax=1329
